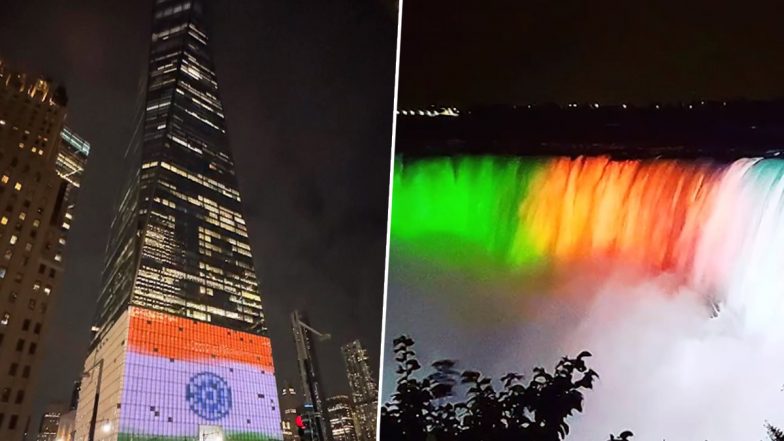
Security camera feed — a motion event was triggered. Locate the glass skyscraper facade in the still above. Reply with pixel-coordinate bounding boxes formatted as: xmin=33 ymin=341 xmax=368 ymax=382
xmin=341 ymin=341 xmax=377 ymax=441
xmin=74 ymin=1 xmax=281 ymax=440
xmin=326 ymin=396 xmax=358 ymax=441
xmin=96 ymin=0 xmax=264 ymax=338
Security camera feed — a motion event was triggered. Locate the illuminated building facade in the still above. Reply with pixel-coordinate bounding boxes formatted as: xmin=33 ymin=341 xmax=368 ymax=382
xmin=36 ymin=403 xmax=67 ymax=441
xmin=326 ymin=396 xmax=357 ymax=441
xmin=55 ymin=409 xmax=76 ymax=441
xmin=279 ymin=384 xmax=300 ymax=441
xmin=0 ymin=61 xmax=87 ymax=441
xmin=291 ymin=311 xmax=329 ymax=441
xmin=340 ymin=341 xmax=377 ymax=441
xmin=72 ymin=1 xmax=281 ymax=440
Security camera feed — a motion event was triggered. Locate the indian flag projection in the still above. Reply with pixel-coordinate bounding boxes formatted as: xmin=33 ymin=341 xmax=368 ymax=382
xmin=108 ymin=307 xmax=281 ymax=441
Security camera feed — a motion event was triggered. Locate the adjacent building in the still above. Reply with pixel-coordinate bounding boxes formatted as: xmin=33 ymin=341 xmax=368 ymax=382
xmin=0 ymin=61 xmax=89 ymax=441
xmin=326 ymin=396 xmax=358 ymax=441
xmin=52 ymin=380 xmax=80 ymax=441
xmin=36 ymin=403 xmax=67 ymax=441
xmin=341 ymin=340 xmax=378 ymax=441
xmin=73 ymin=1 xmax=281 ymax=440
xmin=54 ymin=409 xmax=76 ymax=441
xmin=280 ymin=383 xmax=301 ymax=441
xmin=291 ymin=310 xmax=330 ymax=441
xmin=55 ymin=127 xmax=89 ymax=229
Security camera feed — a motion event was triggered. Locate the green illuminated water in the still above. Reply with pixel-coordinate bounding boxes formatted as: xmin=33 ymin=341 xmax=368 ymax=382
xmin=391 ymin=156 xmax=546 ymax=270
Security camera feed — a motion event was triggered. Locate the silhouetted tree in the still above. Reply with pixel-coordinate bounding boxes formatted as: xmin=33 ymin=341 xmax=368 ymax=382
xmin=768 ymin=424 xmax=784 ymax=441
xmin=380 ymin=336 xmax=433 ymax=441
xmin=427 ymin=360 xmax=462 ymax=440
xmin=381 ymin=335 xmax=625 ymax=441
xmin=607 ymin=431 xmax=634 ymax=441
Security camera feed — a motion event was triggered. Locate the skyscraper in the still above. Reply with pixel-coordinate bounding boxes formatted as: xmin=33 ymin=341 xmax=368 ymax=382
xmin=291 ymin=311 xmax=329 ymax=441
xmin=55 ymin=127 xmax=90 ymax=231
xmin=55 ymin=408 xmax=76 ymax=441
xmin=325 ymin=396 xmax=357 ymax=441
xmin=0 ymin=61 xmax=87 ymax=441
xmin=36 ymin=403 xmax=67 ymax=441
xmin=73 ymin=1 xmax=281 ymax=440
xmin=279 ymin=383 xmax=301 ymax=441
xmin=341 ymin=340 xmax=377 ymax=441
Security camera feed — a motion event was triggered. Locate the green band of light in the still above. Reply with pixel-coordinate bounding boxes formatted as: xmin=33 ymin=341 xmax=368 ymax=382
xmin=391 ymin=156 xmax=547 ymax=270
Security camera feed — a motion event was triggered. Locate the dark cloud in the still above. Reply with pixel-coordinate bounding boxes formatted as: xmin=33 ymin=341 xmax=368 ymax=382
xmin=0 ymin=0 xmax=396 ymax=425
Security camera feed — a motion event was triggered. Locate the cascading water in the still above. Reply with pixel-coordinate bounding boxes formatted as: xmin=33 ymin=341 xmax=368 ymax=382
xmin=387 ymin=155 xmax=784 ymax=441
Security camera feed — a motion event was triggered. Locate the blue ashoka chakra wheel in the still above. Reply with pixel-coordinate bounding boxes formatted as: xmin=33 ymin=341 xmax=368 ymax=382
xmin=186 ymin=372 xmax=232 ymax=420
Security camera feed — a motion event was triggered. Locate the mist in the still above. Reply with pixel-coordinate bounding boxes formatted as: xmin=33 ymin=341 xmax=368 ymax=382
xmin=384 ymin=156 xmax=784 ymax=440
xmin=383 ymin=251 xmax=784 ymax=441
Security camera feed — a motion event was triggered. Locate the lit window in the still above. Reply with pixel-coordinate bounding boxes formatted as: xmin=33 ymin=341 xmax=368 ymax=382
xmin=43 ymin=286 xmax=51 ymax=295
xmin=0 ymin=217 xmax=7 ymax=225
xmin=18 ymin=212 xmax=25 ymax=220
xmin=32 ymin=219 xmax=40 ymax=228
xmin=0 ymin=267 xmax=5 ymax=278
xmin=9 ymin=235 xmax=17 ymax=244
xmin=1 ymin=175 xmax=8 ymax=184
xmin=14 ymin=183 xmax=21 ymax=191
xmin=24 ymin=243 xmax=32 ymax=252
xmin=1 ymin=312 xmax=9 ymax=326
xmin=54 ymin=254 xmax=62 ymax=262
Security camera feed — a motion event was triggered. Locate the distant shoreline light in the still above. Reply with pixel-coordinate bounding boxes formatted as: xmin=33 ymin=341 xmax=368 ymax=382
xmin=397 ymin=107 xmax=460 ymax=117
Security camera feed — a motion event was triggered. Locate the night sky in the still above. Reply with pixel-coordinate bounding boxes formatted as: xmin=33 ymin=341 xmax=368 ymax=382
xmin=0 ymin=0 xmax=397 ymax=425
xmin=399 ymin=0 xmax=784 ymax=107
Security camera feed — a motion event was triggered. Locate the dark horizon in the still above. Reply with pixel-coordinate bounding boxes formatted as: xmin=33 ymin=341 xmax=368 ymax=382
xmin=398 ymin=0 xmax=784 ymax=108
xmin=394 ymin=99 xmax=784 ymax=160
xmin=0 ymin=0 xmax=396 ymax=429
